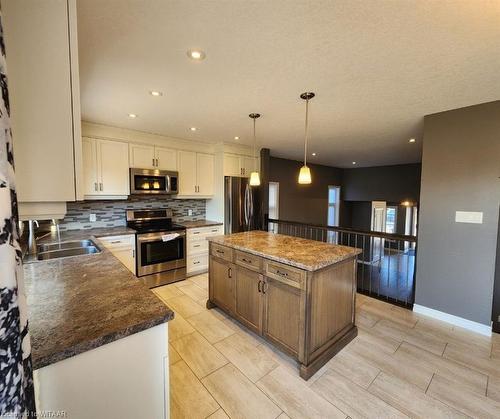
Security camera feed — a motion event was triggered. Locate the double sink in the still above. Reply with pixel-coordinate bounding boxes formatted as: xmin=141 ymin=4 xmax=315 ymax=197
xmin=36 ymin=239 xmax=101 ymax=261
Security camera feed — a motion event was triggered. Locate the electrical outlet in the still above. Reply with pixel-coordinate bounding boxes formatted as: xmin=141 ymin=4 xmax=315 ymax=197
xmin=89 ymin=213 xmax=97 ymax=222
xmin=187 ymin=209 xmax=193 ymax=216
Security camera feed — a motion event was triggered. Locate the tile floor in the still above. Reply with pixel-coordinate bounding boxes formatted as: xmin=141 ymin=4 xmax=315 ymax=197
xmin=153 ymin=273 xmax=500 ymax=419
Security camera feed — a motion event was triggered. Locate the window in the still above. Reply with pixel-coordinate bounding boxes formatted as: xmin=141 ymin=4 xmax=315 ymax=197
xmin=327 ymin=186 xmax=340 ymax=226
xmin=385 ymin=206 xmax=397 ymax=234
xmin=268 ymin=182 xmax=279 ymax=233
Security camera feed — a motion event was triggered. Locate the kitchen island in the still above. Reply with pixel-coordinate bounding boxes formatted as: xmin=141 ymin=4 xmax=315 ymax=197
xmin=207 ymin=231 xmax=361 ymax=379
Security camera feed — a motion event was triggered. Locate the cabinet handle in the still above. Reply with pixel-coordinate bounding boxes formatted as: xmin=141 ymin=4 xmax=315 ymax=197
xmin=258 ymin=280 xmax=262 ymax=292
xmin=193 ymin=261 xmax=200 ymax=265
xmin=193 ymin=244 xmax=200 ymax=248
xmin=152 ymin=158 xmax=155 ymax=167
xmin=262 ymin=282 xmax=268 ymax=294
xmin=276 ymin=270 xmax=288 ymax=277
xmin=111 ymin=240 xmax=121 ymax=244
xmin=193 ymin=231 xmax=200 ymax=235
xmin=99 ymin=183 xmax=103 ymax=191
xmin=228 ymin=267 xmax=232 ymax=278
xmin=242 ymin=258 xmax=252 ymax=264
xmin=94 ymin=182 xmax=98 ymax=191
xmin=216 ymin=249 xmax=224 ymax=254
xmin=156 ymin=158 xmax=159 ymax=167
xmin=132 ymin=249 xmax=135 ymax=258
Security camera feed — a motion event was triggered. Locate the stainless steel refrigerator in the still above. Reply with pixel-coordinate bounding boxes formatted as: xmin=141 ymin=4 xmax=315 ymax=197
xmin=224 ymin=176 xmax=262 ymax=234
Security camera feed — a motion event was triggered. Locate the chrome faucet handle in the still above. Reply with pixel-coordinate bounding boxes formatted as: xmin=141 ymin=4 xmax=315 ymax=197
xmin=34 ymin=220 xmax=39 ymax=228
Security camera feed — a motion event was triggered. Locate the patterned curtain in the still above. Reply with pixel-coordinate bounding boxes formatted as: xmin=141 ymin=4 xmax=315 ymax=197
xmin=0 ymin=10 xmax=36 ymax=418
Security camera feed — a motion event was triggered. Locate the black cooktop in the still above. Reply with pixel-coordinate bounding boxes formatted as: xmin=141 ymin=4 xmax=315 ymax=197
xmin=126 ymin=208 xmax=186 ymax=234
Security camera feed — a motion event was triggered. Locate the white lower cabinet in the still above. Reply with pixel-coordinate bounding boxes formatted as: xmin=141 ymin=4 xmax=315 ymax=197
xmin=186 ymin=225 xmax=224 ymax=275
xmin=34 ymin=323 xmax=169 ymax=419
xmin=83 ymin=137 xmax=130 ymax=198
xmin=98 ymin=235 xmax=136 ymax=274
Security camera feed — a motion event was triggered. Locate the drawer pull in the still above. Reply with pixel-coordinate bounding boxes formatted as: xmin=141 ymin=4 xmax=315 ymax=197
xmin=193 ymin=231 xmax=200 ymax=235
xmin=228 ymin=267 xmax=232 ymax=278
xmin=276 ymin=270 xmax=289 ymax=277
xmin=193 ymin=244 xmax=201 ymax=248
xmin=110 ymin=240 xmax=122 ymax=244
xmin=216 ymin=249 xmax=225 ymax=254
xmin=193 ymin=261 xmax=200 ymax=265
xmin=258 ymin=280 xmax=262 ymax=292
xmin=211 ymin=229 xmax=218 ymax=232
xmin=262 ymin=282 xmax=268 ymax=294
xmin=242 ymin=258 xmax=252 ymax=264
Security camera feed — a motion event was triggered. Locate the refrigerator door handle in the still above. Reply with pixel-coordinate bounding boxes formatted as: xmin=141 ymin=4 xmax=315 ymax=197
xmin=244 ymin=184 xmax=250 ymax=229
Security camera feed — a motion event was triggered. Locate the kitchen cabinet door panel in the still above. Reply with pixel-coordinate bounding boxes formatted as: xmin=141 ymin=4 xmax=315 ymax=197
xmin=178 ymin=151 xmax=197 ymax=195
xmin=263 ymin=278 xmax=302 ymax=356
xmin=82 ymin=138 xmax=98 ymax=195
xmin=210 ymin=258 xmax=236 ymax=313
xmin=196 ymin=153 xmax=214 ymax=195
xmin=99 ymin=140 xmax=130 ymax=195
xmin=129 ymin=144 xmax=155 ymax=169
xmin=224 ymin=153 xmax=241 ymax=177
xmin=241 ymin=156 xmax=256 ymax=178
xmin=155 ymin=147 xmax=177 ymax=170
xmin=235 ymin=266 xmax=263 ymax=334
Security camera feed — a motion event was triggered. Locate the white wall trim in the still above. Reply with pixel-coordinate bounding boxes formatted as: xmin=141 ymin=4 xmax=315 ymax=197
xmin=413 ymin=304 xmax=492 ymax=337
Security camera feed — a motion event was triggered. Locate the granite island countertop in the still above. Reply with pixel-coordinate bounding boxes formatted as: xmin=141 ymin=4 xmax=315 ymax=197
xmin=208 ymin=231 xmax=362 ymax=271
xmin=23 ymin=226 xmax=174 ymax=370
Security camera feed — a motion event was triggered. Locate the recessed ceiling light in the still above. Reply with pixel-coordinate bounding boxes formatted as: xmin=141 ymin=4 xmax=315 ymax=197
xmin=190 ymin=127 xmax=197 ymax=132
xmin=409 ymin=138 xmax=416 ymax=143
xmin=234 ymin=136 xmax=240 ymax=140
xmin=187 ymin=49 xmax=206 ymax=60
xmin=150 ymin=90 xmax=163 ymax=97
xmin=352 ymin=161 xmax=357 ymax=165
xmin=312 ymin=152 xmax=317 ymax=156
xmin=128 ymin=113 xmax=137 ymax=118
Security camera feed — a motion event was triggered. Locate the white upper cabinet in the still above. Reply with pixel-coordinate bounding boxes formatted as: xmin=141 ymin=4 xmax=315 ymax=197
xmin=83 ymin=138 xmax=129 ymax=198
xmin=129 ymin=144 xmax=155 ymax=169
xmin=241 ymin=156 xmax=257 ymax=177
xmin=197 ymin=153 xmax=215 ymax=196
xmin=3 ymin=0 xmax=82 ymax=203
xmin=129 ymin=144 xmax=177 ymax=171
xmin=155 ymin=147 xmax=177 ymax=171
xmin=177 ymin=151 xmax=214 ymax=198
xmin=223 ymin=153 xmax=256 ymax=177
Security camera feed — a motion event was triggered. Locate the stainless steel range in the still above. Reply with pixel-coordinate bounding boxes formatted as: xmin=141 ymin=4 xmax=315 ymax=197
xmin=126 ymin=209 xmax=186 ymax=288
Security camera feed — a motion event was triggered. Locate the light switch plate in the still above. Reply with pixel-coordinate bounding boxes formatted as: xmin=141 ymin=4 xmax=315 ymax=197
xmin=455 ymin=211 xmax=483 ymax=224
xmin=89 ymin=213 xmax=97 ymax=222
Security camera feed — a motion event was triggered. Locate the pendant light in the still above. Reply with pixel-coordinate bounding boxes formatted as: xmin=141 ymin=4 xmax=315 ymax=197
xmin=298 ymin=92 xmax=315 ymax=184
xmin=249 ymin=113 xmax=261 ymax=186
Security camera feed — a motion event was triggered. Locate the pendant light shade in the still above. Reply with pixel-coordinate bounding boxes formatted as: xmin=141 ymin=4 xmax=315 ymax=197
xmin=298 ymin=92 xmax=315 ymax=185
xmin=298 ymin=165 xmax=311 ymax=184
xmin=249 ymin=113 xmax=261 ymax=186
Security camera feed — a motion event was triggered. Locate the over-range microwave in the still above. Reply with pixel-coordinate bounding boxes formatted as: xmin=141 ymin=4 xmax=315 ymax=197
xmin=130 ymin=168 xmax=178 ymax=195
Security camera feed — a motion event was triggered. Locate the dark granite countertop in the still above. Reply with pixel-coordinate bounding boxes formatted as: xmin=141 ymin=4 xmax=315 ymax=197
xmin=208 ymin=231 xmax=362 ymax=271
xmin=178 ymin=220 xmax=223 ymax=229
xmin=24 ymin=227 xmax=174 ymax=370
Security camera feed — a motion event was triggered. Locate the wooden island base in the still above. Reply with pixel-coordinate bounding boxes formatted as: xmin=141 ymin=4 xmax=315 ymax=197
xmin=206 ymin=232 xmax=360 ymax=380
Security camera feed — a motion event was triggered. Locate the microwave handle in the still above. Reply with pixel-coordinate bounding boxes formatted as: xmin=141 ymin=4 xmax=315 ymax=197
xmin=166 ymin=175 xmax=171 ymax=193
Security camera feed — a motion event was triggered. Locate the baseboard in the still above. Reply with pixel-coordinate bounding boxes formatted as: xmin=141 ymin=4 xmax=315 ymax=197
xmin=413 ymin=304 xmax=492 ymax=337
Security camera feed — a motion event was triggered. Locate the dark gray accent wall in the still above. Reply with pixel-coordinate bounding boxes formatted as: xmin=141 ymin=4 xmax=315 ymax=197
xmin=269 ymin=157 xmax=342 ymax=225
xmin=342 ymin=164 xmax=421 ymax=203
xmin=415 ymin=101 xmax=500 ymax=326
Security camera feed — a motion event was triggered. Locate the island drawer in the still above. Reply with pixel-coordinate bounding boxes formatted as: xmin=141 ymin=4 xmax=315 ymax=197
xmin=211 ymin=243 xmax=233 ymax=262
xmin=188 ymin=225 xmax=224 ymax=239
xmin=264 ymin=260 xmax=306 ymax=289
xmin=235 ymin=251 xmax=263 ymax=272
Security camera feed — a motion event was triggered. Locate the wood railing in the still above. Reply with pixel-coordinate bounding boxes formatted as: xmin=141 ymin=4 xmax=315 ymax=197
xmin=267 ymin=218 xmax=417 ymax=308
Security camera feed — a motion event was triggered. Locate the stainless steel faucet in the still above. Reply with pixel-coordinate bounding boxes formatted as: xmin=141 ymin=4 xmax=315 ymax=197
xmin=28 ymin=220 xmax=39 ymax=255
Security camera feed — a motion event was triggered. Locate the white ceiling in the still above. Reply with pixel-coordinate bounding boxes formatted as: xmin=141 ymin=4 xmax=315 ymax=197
xmin=77 ymin=0 xmax=500 ymax=168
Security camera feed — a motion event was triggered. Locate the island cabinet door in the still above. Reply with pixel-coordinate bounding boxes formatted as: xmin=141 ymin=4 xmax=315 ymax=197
xmin=262 ymin=277 xmax=305 ymax=361
xmin=210 ymin=257 xmax=236 ymax=313
xmin=235 ymin=266 xmax=263 ymax=335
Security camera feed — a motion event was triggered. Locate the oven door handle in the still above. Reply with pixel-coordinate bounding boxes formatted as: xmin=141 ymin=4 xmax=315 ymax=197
xmin=137 ymin=232 xmax=186 ymax=244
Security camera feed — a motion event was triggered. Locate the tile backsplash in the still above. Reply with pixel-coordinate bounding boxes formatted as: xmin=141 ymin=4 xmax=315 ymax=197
xmin=58 ymin=196 xmax=206 ymax=231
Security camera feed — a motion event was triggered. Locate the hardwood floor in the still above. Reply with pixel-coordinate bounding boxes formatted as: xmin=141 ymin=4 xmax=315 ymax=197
xmin=154 ymin=274 xmax=500 ymax=419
